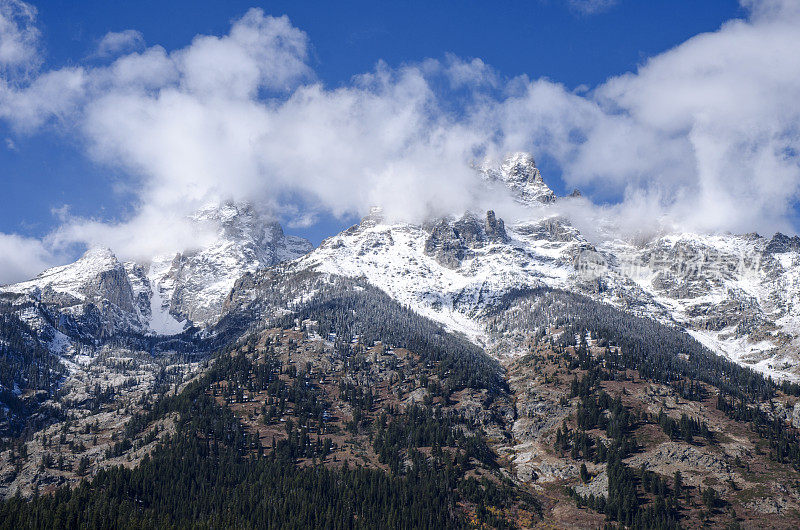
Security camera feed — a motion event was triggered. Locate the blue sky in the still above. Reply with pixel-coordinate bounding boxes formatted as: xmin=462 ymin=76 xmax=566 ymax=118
xmin=1 ymin=0 xmax=799 ymax=283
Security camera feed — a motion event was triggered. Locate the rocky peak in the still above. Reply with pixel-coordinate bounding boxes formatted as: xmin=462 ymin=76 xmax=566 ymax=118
xmin=0 ymin=246 xmax=145 ymax=340
xmin=424 ymin=210 xmax=510 ymax=268
xmin=194 ymin=202 xmax=281 ymax=248
xmin=765 ymin=232 xmax=800 ymax=254
xmin=500 ymin=152 xmax=538 ymax=181
xmin=2 ymin=246 xmax=131 ymax=306
xmin=480 ymin=152 xmax=556 ymax=206
xmin=360 ymin=206 xmax=385 ymax=228
xmin=485 ymin=210 xmax=509 ymax=243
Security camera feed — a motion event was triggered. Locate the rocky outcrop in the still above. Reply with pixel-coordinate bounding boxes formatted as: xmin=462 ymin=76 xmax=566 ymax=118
xmin=514 ymin=217 xmax=580 ymax=243
xmin=765 ymin=232 xmax=800 ymax=254
xmin=424 ymin=220 xmax=466 ymax=268
xmin=484 ymin=210 xmax=509 ymax=243
xmin=424 ymin=211 xmax=510 ymax=268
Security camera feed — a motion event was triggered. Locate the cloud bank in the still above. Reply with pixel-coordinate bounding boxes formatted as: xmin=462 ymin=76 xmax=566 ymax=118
xmin=0 ymin=0 xmax=800 ymax=283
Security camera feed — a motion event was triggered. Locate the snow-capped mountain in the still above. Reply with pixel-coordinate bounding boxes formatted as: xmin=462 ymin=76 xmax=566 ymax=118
xmin=0 ymin=203 xmax=312 ymax=339
xmin=4 ymin=152 xmax=800 ymax=380
xmin=276 ymin=153 xmax=800 ymax=380
xmin=604 ymin=232 xmax=800 ymax=378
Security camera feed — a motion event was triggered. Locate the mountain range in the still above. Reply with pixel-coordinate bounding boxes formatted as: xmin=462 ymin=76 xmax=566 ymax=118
xmin=5 ymin=153 xmax=797 ymax=379
xmin=3 ymin=153 xmax=800 ymax=527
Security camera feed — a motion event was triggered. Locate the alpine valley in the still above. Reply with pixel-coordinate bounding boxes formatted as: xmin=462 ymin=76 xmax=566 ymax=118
xmin=3 ymin=154 xmax=800 ymax=528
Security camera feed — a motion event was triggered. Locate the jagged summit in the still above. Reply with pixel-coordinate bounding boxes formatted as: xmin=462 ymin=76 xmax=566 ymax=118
xmin=480 ymin=152 xmax=556 ymax=206
xmin=765 ymin=232 xmax=800 ymax=254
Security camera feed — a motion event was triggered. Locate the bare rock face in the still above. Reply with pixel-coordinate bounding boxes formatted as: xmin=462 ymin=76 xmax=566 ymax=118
xmin=765 ymin=233 xmax=800 ymax=254
xmin=424 ymin=220 xmax=465 ymax=268
xmin=484 ymin=210 xmax=509 ymax=243
xmin=82 ymin=266 xmax=137 ymax=314
xmin=424 ymin=211 xmax=510 ymax=268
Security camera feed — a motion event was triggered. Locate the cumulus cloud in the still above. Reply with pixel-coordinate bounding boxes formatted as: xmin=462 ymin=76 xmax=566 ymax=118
xmin=95 ymin=30 xmax=144 ymax=57
xmin=566 ymin=2 xmax=800 ymax=235
xmin=1 ymin=0 xmax=800 ymax=283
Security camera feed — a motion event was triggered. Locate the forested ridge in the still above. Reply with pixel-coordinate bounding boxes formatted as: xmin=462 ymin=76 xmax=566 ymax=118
xmin=274 ymin=282 xmax=507 ymax=394
xmin=0 ymin=307 xmax=66 ymax=437
xmin=490 ymin=287 xmax=799 ymax=403
xmin=0 ymin=284 xmax=533 ymax=529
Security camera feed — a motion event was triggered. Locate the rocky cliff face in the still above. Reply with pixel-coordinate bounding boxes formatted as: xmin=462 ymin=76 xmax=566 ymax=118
xmin=423 ymin=211 xmax=509 ymax=269
xmin=0 ymin=248 xmax=147 ymax=340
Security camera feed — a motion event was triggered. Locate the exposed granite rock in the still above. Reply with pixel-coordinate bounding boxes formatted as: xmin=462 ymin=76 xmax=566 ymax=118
xmin=765 ymin=233 xmax=800 ymax=254
xmin=424 ymin=211 xmax=510 ymax=268
xmin=484 ymin=210 xmax=509 ymax=243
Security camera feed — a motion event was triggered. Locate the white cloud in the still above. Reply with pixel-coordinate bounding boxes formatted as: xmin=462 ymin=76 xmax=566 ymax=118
xmin=0 ymin=67 xmax=85 ymax=131
xmin=95 ymin=30 xmax=144 ymax=58
xmin=0 ymin=0 xmax=39 ymax=73
xmin=176 ymin=10 xmax=310 ymax=97
xmin=566 ymin=1 xmax=800 ymax=235
xmin=1 ymin=0 xmax=800 ymax=283
xmin=0 ymin=232 xmax=53 ymax=284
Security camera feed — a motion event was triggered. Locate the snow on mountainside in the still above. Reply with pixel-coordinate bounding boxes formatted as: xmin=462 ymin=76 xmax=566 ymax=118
xmin=293 ymin=207 xmax=663 ymax=349
xmin=603 ymin=232 xmax=800 ymax=379
xmin=286 ymin=153 xmax=800 ymax=380
xmin=0 ymin=247 xmax=148 ymax=340
xmin=291 ymin=153 xmax=664 ymax=347
xmin=146 ymin=203 xmax=312 ymax=329
xmin=479 ymin=152 xmax=556 ymax=206
xmin=0 ymin=203 xmax=312 ymax=339
xmin=5 ymin=247 xmax=136 ymax=309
